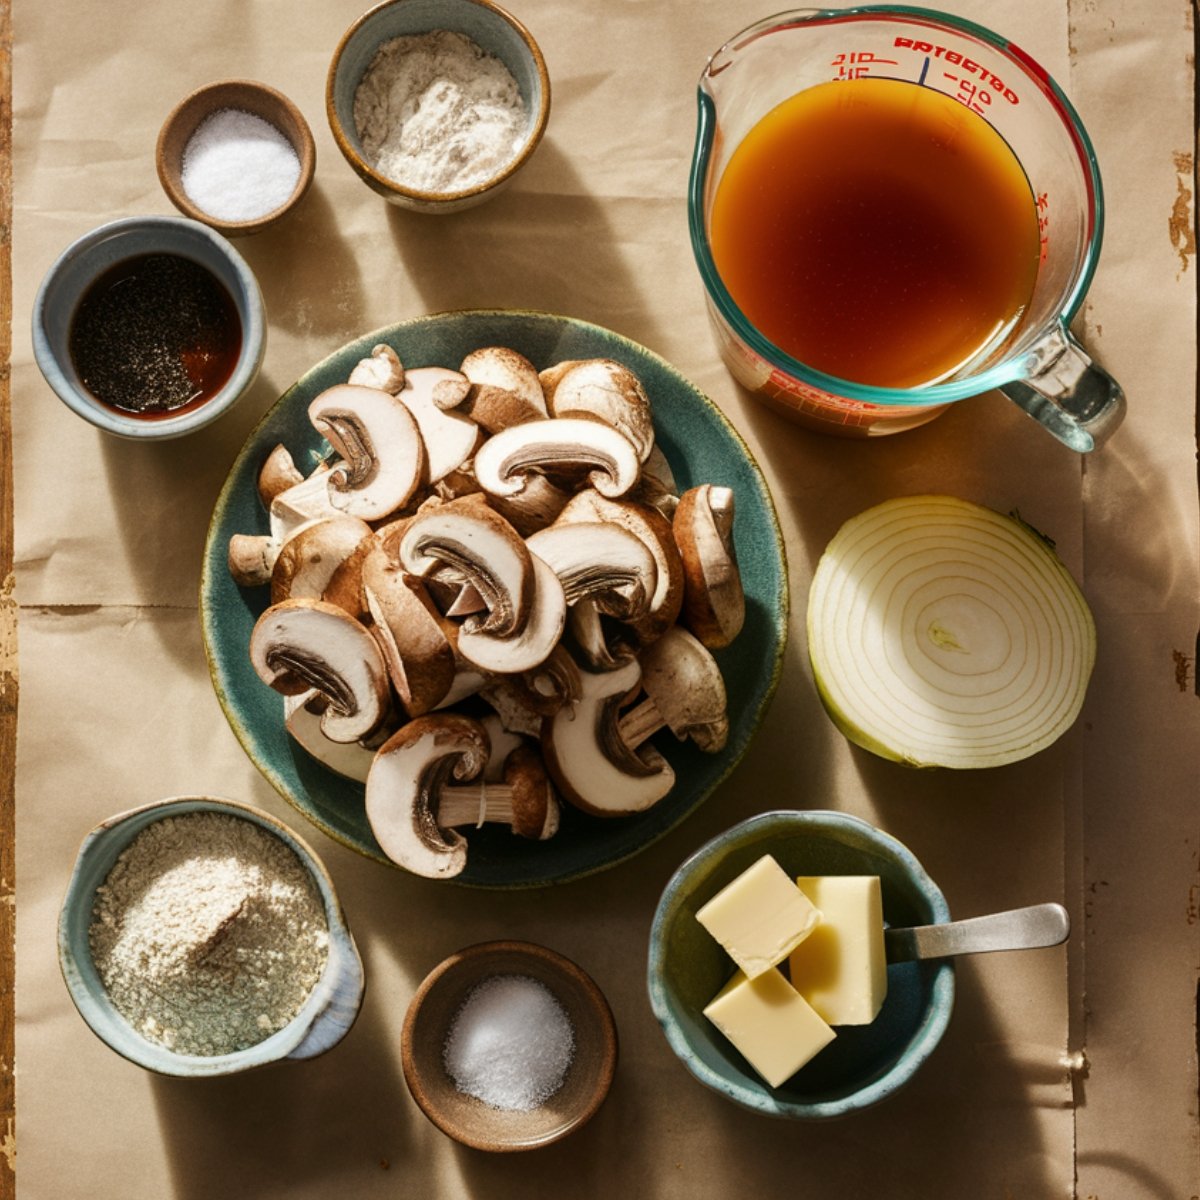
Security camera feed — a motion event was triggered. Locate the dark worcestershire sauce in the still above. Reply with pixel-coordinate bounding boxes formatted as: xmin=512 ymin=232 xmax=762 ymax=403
xmin=68 ymin=253 xmax=242 ymax=418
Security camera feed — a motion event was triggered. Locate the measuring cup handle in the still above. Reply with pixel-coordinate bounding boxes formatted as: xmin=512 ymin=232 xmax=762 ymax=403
xmin=1000 ymin=323 xmax=1125 ymax=452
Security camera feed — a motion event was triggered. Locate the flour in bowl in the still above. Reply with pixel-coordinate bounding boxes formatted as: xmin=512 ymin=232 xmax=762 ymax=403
xmin=352 ymin=30 xmax=528 ymax=193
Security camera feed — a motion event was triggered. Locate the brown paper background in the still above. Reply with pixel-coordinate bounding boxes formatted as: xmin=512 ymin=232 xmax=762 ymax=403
xmin=9 ymin=0 xmax=1198 ymax=1196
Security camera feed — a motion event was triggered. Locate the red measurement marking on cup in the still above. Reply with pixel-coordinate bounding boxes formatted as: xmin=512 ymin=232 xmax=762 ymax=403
xmin=829 ymin=51 xmax=898 ymax=81
xmin=891 ymin=37 xmax=1022 ymax=104
xmin=1037 ymin=191 xmax=1051 ymax=262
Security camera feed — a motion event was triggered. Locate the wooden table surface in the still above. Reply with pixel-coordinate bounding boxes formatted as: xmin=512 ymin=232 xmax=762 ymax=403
xmin=1 ymin=0 xmax=16 ymax=1193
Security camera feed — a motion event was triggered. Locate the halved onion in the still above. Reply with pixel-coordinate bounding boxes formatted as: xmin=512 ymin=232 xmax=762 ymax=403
xmin=807 ymin=495 xmax=1096 ymax=769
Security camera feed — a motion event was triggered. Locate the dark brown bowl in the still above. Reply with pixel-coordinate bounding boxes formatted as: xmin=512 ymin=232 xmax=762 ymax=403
xmin=156 ymin=79 xmax=316 ymax=237
xmin=401 ymin=940 xmax=617 ymax=1151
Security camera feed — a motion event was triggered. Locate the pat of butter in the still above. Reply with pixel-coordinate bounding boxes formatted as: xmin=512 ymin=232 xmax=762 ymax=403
xmin=695 ymin=855 xmax=821 ymax=979
xmin=788 ymin=875 xmax=887 ymax=1026
xmin=703 ymin=969 xmax=836 ymax=1088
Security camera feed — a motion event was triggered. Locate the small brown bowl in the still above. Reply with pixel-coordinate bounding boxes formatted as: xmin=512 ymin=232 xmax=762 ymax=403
xmin=401 ymin=940 xmax=617 ymax=1151
xmin=157 ymin=80 xmax=316 ymax=237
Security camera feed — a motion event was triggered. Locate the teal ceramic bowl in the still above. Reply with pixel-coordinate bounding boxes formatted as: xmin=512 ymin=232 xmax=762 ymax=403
xmin=326 ymin=0 xmax=550 ymax=212
xmin=648 ymin=810 xmax=954 ymax=1118
xmin=200 ymin=309 xmax=788 ymax=887
xmin=58 ymin=796 xmax=365 ymax=1077
xmin=31 ymin=216 xmax=265 ymax=439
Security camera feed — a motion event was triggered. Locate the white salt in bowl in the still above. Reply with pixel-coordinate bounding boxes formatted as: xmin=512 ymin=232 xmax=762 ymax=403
xmin=326 ymin=0 xmax=551 ymax=213
xmin=401 ymin=941 xmax=618 ymax=1150
xmin=57 ymin=795 xmax=365 ymax=1077
xmin=157 ymin=79 xmax=316 ymax=237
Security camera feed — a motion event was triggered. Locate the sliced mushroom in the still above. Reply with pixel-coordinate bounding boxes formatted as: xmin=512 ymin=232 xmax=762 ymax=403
xmin=362 ymin=546 xmax=457 ymax=717
xmin=526 ymin=520 xmax=657 ymax=618
xmin=472 ymin=417 xmax=642 ymax=501
xmin=257 ymin=444 xmax=305 ymax=508
xmin=398 ymin=496 xmax=534 ymax=637
xmin=396 ymin=367 xmax=478 ymax=484
xmin=556 ymin=490 xmax=684 ymax=642
xmin=270 ymin=516 xmax=374 ymax=608
xmin=478 ymin=714 xmax=527 ymax=783
xmin=541 ymin=652 xmax=675 ymax=816
xmin=566 ymin=598 xmax=624 ymax=671
xmin=486 ymin=473 xmax=572 ymax=537
xmin=249 ymin=598 xmax=389 ymax=743
xmin=365 ymin=713 xmax=489 ymax=879
xmin=541 ymin=358 xmax=655 ymax=462
xmin=269 ymin=469 xmax=345 ymax=545
xmin=348 ymin=343 xmax=404 ymax=393
xmin=308 ymin=384 xmax=424 ymax=521
xmin=674 ymin=484 xmax=745 ymax=649
xmin=284 ymin=690 xmax=376 ymax=783
xmin=618 ymin=625 xmax=729 ymax=752
xmin=436 ymin=743 xmax=560 ymax=840
xmin=456 ymin=346 xmax=549 ymax=432
xmin=228 ymin=533 xmax=281 ymax=588
xmin=457 ymin=555 xmax=567 ymax=675
xmin=633 ymin=443 xmax=680 ymax=519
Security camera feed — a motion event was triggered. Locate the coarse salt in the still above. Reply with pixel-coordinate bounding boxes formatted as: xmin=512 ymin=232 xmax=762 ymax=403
xmin=181 ymin=107 xmax=301 ymax=223
xmin=442 ymin=974 xmax=575 ymax=1111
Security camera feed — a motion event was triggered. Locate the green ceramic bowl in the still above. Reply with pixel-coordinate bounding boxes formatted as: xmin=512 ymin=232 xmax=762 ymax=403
xmin=648 ymin=810 xmax=954 ymax=1118
xmin=58 ymin=796 xmax=365 ymax=1077
xmin=200 ymin=310 xmax=788 ymax=887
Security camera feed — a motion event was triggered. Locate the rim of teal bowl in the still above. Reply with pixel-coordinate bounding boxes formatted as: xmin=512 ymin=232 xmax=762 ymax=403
xmin=199 ymin=308 xmax=790 ymax=888
xmin=647 ymin=809 xmax=955 ymax=1118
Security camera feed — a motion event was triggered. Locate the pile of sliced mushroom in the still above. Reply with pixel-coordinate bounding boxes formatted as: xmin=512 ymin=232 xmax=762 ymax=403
xmin=229 ymin=343 xmax=746 ymax=879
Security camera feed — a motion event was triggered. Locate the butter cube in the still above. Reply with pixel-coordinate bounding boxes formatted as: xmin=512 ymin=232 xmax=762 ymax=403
xmin=695 ymin=855 xmax=821 ymax=978
xmin=788 ymin=875 xmax=887 ymax=1026
xmin=703 ymin=969 xmax=836 ymax=1088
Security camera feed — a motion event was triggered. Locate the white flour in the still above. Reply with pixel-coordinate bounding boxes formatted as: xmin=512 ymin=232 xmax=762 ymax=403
xmin=89 ymin=812 xmax=330 ymax=1057
xmin=352 ymin=30 xmax=528 ymax=192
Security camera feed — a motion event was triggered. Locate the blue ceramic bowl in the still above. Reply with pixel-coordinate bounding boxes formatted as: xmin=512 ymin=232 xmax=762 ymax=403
xmin=326 ymin=0 xmax=551 ymax=212
xmin=32 ymin=215 xmax=266 ymax=439
xmin=58 ymin=795 xmax=364 ymax=1077
xmin=200 ymin=309 xmax=788 ymax=887
xmin=648 ymin=810 xmax=954 ymax=1118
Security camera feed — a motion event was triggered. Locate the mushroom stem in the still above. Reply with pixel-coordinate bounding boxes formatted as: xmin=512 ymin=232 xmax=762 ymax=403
xmin=617 ymin=698 xmax=664 ymax=748
xmin=437 ymin=785 xmax=522 ymax=828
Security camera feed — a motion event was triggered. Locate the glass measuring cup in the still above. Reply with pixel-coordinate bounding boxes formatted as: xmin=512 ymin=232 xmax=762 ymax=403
xmin=689 ymin=6 xmax=1124 ymax=450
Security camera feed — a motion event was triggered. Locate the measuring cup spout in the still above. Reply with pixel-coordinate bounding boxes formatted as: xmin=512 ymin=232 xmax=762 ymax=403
xmin=1001 ymin=324 xmax=1125 ymax=452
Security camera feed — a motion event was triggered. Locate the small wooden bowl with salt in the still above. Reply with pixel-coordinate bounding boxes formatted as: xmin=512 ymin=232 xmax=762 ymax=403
xmin=401 ymin=940 xmax=618 ymax=1151
xmin=156 ymin=80 xmax=316 ymax=237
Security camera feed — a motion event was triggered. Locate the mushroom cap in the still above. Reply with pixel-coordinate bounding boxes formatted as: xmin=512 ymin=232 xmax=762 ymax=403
xmin=557 ymin=490 xmax=684 ymax=642
xmin=270 ymin=516 xmax=374 ymax=608
xmin=398 ymin=495 xmax=535 ymax=638
xmin=541 ymin=653 xmax=675 ymax=816
xmin=366 ymin=713 xmax=490 ymax=879
xmin=638 ymin=625 xmax=729 ymax=752
xmin=541 ymin=358 xmax=655 ymax=462
xmin=257 ymin=444 xmax=305 ymax=508
xmin=228 ymin=533 xmax=280 ymax=588
xmin=457 ymin=346 xmax=549 ymax=432
xmin=361 ymin=545 xmax=457 ymax=717
xmin=348 ymin=343 xmax=404 ymax=393
xmin=674 ymin=484 xmax=745 ymax=649
xmin=283 ymin=690 xmax=376 ymax=783
xmin=504 ymin=743 xmax=560 ymax=840
xmin=525 ymin=520 xmax=657 ymax=617
xmin=308 ymin=384 xmax=425 ymax=521
xmin=456 ymin=555 xmax=567 ymax=675
xmin=472 ymin=417 xmax=642 ymax=501
xmin=249 ymin=598 xmax=390 ymax=744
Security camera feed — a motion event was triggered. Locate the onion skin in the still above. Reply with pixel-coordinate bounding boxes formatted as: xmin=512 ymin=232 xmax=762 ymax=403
xmin=807 ymin=495 xmax=1097 ymax=770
